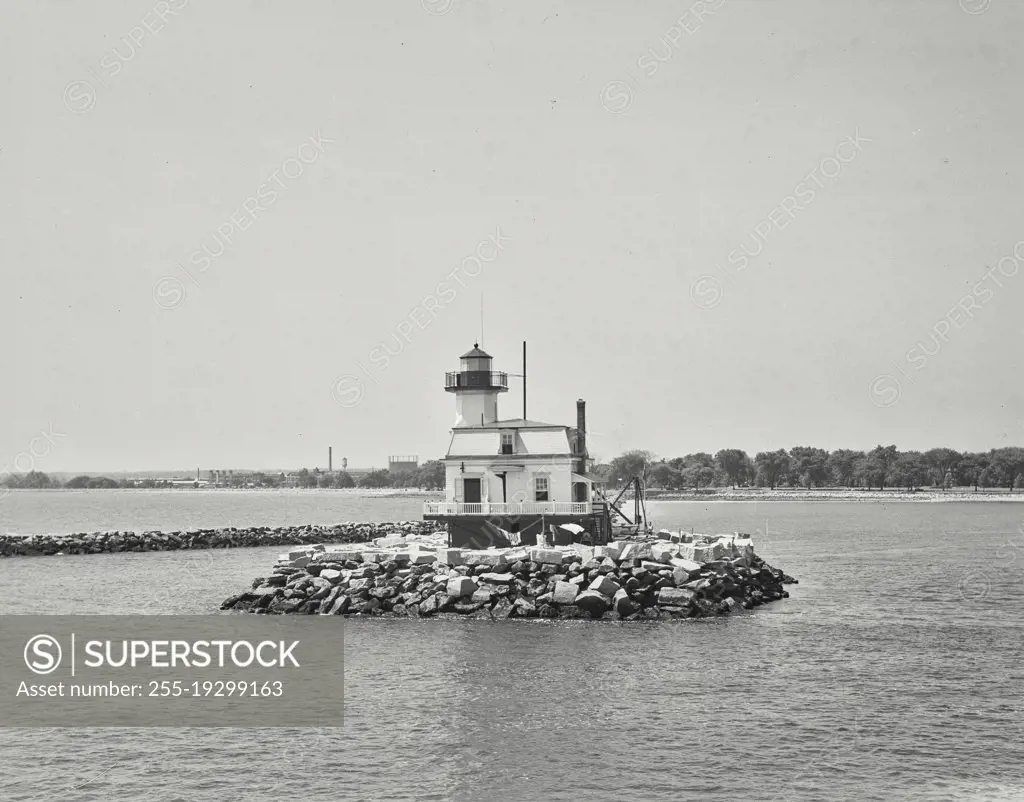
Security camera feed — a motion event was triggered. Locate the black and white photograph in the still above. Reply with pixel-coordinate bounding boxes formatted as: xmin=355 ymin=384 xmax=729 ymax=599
xmin=2 ymin=0 xmax=1022 ymax=799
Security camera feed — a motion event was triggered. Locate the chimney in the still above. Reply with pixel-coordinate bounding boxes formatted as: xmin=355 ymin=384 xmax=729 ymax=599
xmin=576 ymin=399 xmax=587 ymax=474
xmin=329 ymin=446 xmax=333 ymax=473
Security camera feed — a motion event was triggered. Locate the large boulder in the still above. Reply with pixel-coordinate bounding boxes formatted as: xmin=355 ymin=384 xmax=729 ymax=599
xmin=588 ymin=575 xmax=621 ymax=598
xmin=574 ymin=590 xmax=610 ymax=618
xmin=612 ymin=588 xmax=637 ymax=617
xmin=446 ymin=576 xmax=478 ymax=598
xmin=552 ymin=581 xmax=579 ymax=605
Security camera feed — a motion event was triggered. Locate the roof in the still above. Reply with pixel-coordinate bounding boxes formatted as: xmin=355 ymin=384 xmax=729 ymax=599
xmin=491 ymin=418 xmax=563 ymax=429
xmin=447 ymin=431 xmax=498 ymax=456
xmin=460 ymin=344 xmax=492 ymax=359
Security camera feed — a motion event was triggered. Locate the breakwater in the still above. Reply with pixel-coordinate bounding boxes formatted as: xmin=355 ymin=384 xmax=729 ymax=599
xmin=222 ymin=532 xmax=797 ymax=620
xmin=0 ymin=521 xmax=436 ymax=557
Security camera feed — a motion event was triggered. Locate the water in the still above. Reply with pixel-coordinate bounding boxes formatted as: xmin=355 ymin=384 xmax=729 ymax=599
xmin=1 ymin=493 xmax=1023 ymax=801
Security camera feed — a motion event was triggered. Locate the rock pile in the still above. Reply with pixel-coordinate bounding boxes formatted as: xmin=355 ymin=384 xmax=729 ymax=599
xmin=0 ymin=521 xmax=437 ymax=558
xmin=221 ymin=533 xmax=797 ymax=620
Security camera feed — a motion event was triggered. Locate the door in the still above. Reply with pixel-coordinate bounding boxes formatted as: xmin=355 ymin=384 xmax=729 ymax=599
xmin=463 ymin=478 xmax=482 ymax=503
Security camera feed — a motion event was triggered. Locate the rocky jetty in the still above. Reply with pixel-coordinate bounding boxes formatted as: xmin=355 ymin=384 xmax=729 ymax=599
xmin=221 ymin=531 xmax=798 ymax=621
xmin=0 ymin=521 xmax=436 ymax=558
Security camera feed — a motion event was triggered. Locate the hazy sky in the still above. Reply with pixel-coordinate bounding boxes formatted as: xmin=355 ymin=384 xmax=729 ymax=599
xmin=2 ymin=0 xmax=1021 ymax=472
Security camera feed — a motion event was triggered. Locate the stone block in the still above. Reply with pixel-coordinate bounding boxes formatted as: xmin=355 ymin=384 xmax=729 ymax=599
xmin=677 ymin=544 xmax=696 ymax=561
xmin=411 ymin=552 xmax=437 ymax=565
xmin=436 ymin=549 xmax=464 ymax=569
xmin=588 ymin=575 xmax=621 ymax=598
xmin=479 ymin=572 xmax=515 ymax=585
xmin=552 ymin=581 xmax=579 ymax=605
xmin=670 ymin=557 xmax=702 ymax=574
xmin=471 ymin=588 xmax=494 ymax=604
xmin=692 ymin=545 xmax=715 ymax=562
xmin=572 ymin=546 xmax=595 ymax=563
xmin=465 ymin=551 xmax=509 ymax=568
xmin=612 ymin=588 xmax=637 ymax=617
xmin=641 ymin=560 xmax=668 ymax=572
xmin=287 ymin=548 xmax=313 ymax=560
xmin=505 ymin=548 xmax=531 ymax=563
xmin=319 ymin=569 xmax=343 ymax=583
xmin=651 ymin=543 xmax=677 ymax=563
xmin=574 ymin=590 xmax=610 ymax=617
xmin=604 ymin=542 xmax=625 ymax=561
xmin=375 ymin=535 xmax=406 ymax=548
xmin=530 ymin=548 xmax=566 ymax=565
xmin=657 ymin=587 xmax=697 ymax=607
xmin=446 ymin=576 xmax=478 ymax=598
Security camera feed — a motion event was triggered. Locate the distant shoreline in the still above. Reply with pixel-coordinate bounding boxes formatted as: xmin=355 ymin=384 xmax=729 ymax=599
xmin=645 ymin=488 xmax=1024 ymax=502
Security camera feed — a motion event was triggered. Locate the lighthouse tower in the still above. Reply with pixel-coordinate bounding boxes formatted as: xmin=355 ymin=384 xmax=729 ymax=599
xmin=445 ymin=344 xmax=508 ymax=427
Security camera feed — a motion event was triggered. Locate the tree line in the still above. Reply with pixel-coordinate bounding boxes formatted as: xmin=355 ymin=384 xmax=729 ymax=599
xmin=0 ymin=461 xmax=446 ymax=491
xmin=602 ymin=446 xmax=1024 ymax=492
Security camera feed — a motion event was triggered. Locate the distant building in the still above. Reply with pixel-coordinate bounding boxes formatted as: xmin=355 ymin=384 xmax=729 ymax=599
xmin=423 ymin=344 xmax=608 ymax=548
xmin=388 ymin=455 xmax=419 ymax=474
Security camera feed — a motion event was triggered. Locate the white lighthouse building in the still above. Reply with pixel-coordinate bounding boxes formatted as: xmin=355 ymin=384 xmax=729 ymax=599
xmin=423 ymin=344 xmax=609 ymax=548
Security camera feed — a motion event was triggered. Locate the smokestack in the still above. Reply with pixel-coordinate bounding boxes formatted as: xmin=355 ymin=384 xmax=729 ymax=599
xmin=329 ymin=446 xmax=333 ymax=472
xmin=576 ymin=399 xmax=587 ymax=474
xmin=522 ymin=341 xmax=527 ymax=420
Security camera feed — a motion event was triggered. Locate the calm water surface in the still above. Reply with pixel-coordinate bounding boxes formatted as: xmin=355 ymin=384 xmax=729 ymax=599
xmin=1 ymin=493 xmax=1022 ymax=801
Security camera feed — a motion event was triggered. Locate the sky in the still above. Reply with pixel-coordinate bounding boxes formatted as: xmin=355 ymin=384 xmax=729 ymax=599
xmin=2 ymin=0 xmax=1022 ymax=472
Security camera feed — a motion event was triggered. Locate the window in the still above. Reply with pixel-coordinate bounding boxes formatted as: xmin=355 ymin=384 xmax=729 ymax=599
xmin=500 ymin=433 xmax=514 ymax=455
xmin=534 ymin=476 xmax=549 ymax=502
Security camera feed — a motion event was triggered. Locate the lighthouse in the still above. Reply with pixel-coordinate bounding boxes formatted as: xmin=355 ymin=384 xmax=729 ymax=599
xmin=424 ymin=343 xmax=610 ymax=548
xmin=446 ymin=344 xmax=508 ymax=427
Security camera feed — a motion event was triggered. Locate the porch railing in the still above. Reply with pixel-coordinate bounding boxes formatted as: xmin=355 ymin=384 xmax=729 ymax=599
xmin=423 ymin=501 xmax=592 ymax=516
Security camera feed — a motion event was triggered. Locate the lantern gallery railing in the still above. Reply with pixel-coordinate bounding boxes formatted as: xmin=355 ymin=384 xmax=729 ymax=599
xmin=423 ymin=501 xmax=592 ymax=516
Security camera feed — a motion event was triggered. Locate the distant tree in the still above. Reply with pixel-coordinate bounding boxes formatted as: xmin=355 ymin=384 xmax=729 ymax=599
xmin=754 ymin=450 xmax=792 ymax=490
xmin=13 ymin=471 xmax=58 ymax=489
xmin=789 ymin=446 xmax=831 ymax=488
xmin=853 ymin=455 xmax=885 ymax=489
xmin=988 ymin=447 xmax=1024 ymax=490
xmin=415 ymin=460 xmax=445 ymax=490
xmin=317 ymin=473 xmax=336 ymax=488
xmin=608 ymin=450 xmax=656 ymax=488
xmin=86 ymin=476 xmax=119 ymax=489
xmin=826 ymin=449 xmax=864 ymax=488
xmin=65 ymin=475 xmax=92 ymax=489
xmin=296 ymin=468 xmax=318 ymax=489
xmin=954 ymin=453 xmax=986 ymax=490
xmin=715 ymin=449 xmax=752 ymax=488
xmin=868 ymin=445 xmax=899 ymax=490
xmin=358 ymin=469 xmax=393 ymax=489
xmin=650 ymin=461 xmax=685 ymax=491
xmin=922 ymin=448 xmax=962 ymax=488
xmin=888 ymin=451 xmax=929 ymax=490
xmin=682 ymin=465 xmax=716 ymax=491
xmin=335 ymin=471 xmax=356 ymax=489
